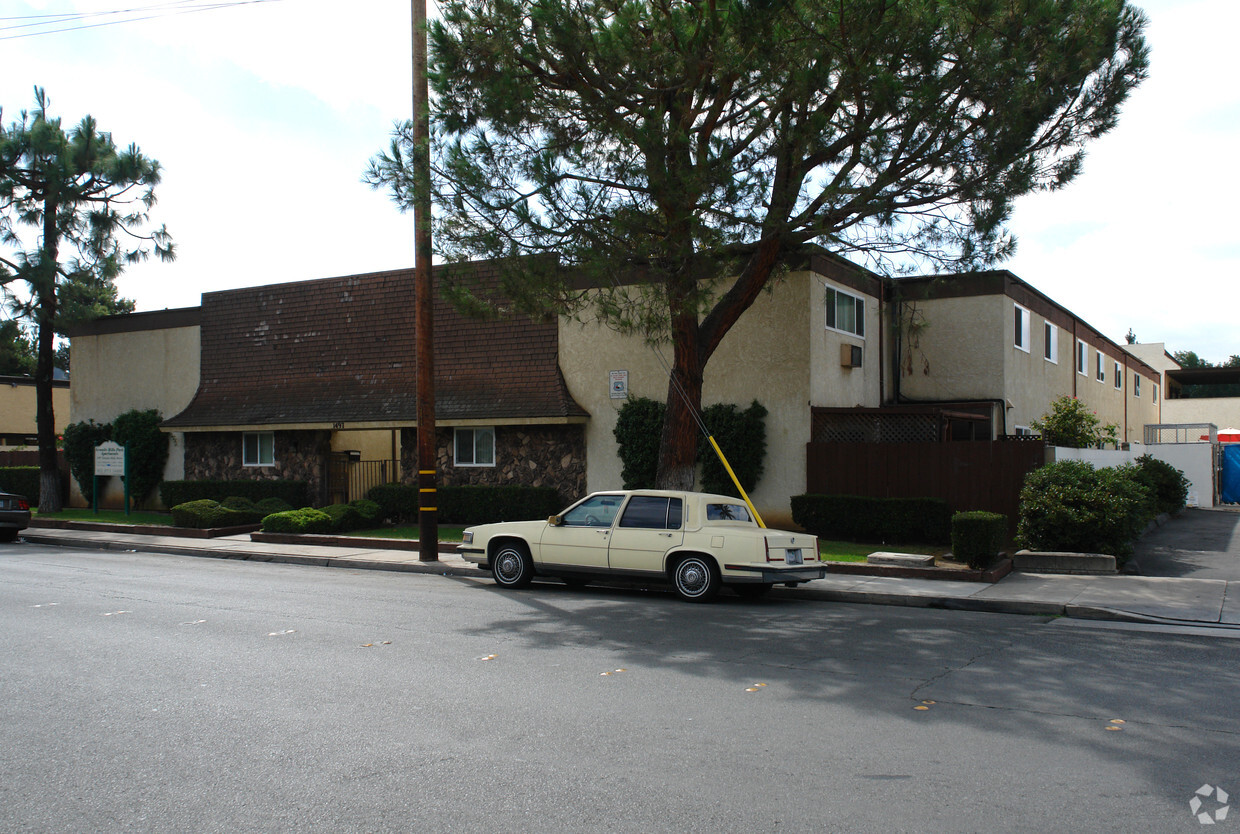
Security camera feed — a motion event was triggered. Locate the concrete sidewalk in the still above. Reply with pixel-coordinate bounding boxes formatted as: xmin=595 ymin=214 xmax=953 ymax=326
xmin=19 ymin=526 xmax=1239 ymax=629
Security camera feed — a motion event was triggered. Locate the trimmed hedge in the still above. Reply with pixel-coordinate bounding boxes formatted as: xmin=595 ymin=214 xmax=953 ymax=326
xmin=160 ymin=479 xmax=309 ymax=508
xmin=0 ymin=466 xmax=41 ymax=503
xmin=170 ymin=499 xmax=251 ymax=529
xmin=261 ymin=508 xmax=333 ymax=534
xmin=791 ymin=494 xmax=952 ymax=544
xmin=951 ymin=511 xmax=1007 ymax=570
xmin=366 ymin=483 xmax=562 ymax=524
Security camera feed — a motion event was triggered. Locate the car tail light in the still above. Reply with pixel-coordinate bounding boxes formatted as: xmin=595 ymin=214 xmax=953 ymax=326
xmin=765 ymin=537 xmax=783 ymax=562
xmin=18 ymin=499 xmax=29 ymax=511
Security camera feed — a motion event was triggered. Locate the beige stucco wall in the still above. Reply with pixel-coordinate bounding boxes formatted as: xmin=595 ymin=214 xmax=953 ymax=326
xmin=559 ymin=270 xmax=881 ymax=527
xmin=68 ymin=324 xmax=201 ymax=507
xmin=0 ymin=382 xmax=69 ymax=445
xmin=896 ymin=293 xmax=1159 ymax=443
xmin=1161 ymin=398 xmax=1240 ymax=432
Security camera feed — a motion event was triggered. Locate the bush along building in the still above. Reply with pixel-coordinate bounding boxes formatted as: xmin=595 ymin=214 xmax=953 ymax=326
xmin=69 ymin=253 xmax=1160 ymax=524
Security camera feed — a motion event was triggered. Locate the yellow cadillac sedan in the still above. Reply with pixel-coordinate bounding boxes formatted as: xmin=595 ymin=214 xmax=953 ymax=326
xmin=458 ymin=490 xmax=825 ymax=602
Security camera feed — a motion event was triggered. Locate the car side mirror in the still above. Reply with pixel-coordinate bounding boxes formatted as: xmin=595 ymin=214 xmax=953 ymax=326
xmin=548 ymin=514 xmax=562 ymax=526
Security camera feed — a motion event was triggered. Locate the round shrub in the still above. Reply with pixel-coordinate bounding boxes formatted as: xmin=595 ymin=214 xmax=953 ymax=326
xmin=349 ymin=499 xmax=381 ymax=526
xmin=171 ymin=499 xmax=248 ymax=529
xmin=255 ymin=496 xmax=293 ymax=515
xmin=1016 ymin=460 xmax=1150 ymax=560
xmin=260 ymin=508 xmax=333 ymax=534
xmin=1132 ymin=454 xmax=1189 ymax=515
xmin=322 ymin=503 xmax=363 ymax=533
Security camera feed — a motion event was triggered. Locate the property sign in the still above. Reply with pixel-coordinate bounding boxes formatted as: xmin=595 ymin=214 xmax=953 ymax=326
xmin=94 ymin=441 xmax=126 ymax=476
xmin=609 ymin=370 xmax=629 ymax=399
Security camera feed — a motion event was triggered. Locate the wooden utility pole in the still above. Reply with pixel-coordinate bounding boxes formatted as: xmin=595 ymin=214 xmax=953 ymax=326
xmin=412 ymin=0 xmax=438 ymax=561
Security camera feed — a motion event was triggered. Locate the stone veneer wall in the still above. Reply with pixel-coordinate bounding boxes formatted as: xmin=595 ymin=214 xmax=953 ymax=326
xmin=400 ymin=425 xmax=586 ymax=501
xmin=183 ymin=430 xmax=332 ymax=505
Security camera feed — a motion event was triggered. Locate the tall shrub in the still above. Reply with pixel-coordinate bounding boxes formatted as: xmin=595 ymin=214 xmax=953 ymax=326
xmin=63 ymin=419 xmax=112 ymax=505
xmin=613 ymin=397 xmax=664 ymax=489
xmin=698 ymin=400 xmax=767 ymax=497
xmin=111 ymin=409 xmax=169 ymax=508
xmin=1030 ymin=396 xmax=1118 ymax=449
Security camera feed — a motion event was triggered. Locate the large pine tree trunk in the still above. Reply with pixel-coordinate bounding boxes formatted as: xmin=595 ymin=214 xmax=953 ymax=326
xmin=36 ymin=205 xmax=62 ymax=513
xmin=656 ymin=304 xmax=704 ymax=490
xmin=35 ymin=294 xmax=62 ymax=512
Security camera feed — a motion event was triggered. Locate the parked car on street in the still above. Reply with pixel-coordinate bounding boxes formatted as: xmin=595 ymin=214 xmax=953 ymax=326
xmin=0 ymin=489 xmax=31 ymax=542
xmin=459 ymin=489 xmax=825 ymax=601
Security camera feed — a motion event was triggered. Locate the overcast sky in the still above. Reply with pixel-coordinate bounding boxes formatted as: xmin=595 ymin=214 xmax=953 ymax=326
xmin=3 ymin=0 xmax=1235 ymax=362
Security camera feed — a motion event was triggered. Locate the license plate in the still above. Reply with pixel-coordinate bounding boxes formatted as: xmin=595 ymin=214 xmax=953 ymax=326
xmin=785 ymin=549 xmax=803 ymax=566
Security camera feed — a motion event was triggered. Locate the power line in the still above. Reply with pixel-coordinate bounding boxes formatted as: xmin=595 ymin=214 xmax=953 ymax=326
xmin=0 ymin=0 xmax=289 ymax=41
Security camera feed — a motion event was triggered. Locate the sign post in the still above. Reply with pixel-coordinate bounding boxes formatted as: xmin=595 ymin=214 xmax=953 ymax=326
xmin=93 ymin=441 xmax=129 ymax=515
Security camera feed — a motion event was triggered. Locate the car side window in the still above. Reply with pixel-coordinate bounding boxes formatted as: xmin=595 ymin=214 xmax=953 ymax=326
xmin=561 ymin=495 xmax=622 ymax=527
xmin=618 ymin=496 xmax=683 ymax=530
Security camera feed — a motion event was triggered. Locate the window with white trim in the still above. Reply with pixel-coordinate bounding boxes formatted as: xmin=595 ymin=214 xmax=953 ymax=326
xmin=825 ymin=285 xmax=865 ymax=338
xmin=454 ymin=427 xmax=495 ymax=467
xmin=1096 ymin=351 xmax=1105 ymax=383
xmin=1077 ymin=340 xmax=1088 ymax=375
xmin=1114 ymin=362 xmax=1122 ymax=390
xmin=1014 ymin=304 xmax=1031 ymax=352
xmin=1044 ymin=322 xmax=1058 ymax=363
xmin=1134 ymin=374 xmax=1141 ymax=397
xmin=243 ymin=432 xmax=274 ymax=467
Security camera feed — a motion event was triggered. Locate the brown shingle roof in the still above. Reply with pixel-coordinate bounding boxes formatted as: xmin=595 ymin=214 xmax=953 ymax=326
xmin=163 ymin=260 xmax=587 ymax=429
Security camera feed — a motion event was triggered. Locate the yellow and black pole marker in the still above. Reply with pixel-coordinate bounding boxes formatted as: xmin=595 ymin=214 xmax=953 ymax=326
xmin=706 ymin=435 xmax=765 ymax=528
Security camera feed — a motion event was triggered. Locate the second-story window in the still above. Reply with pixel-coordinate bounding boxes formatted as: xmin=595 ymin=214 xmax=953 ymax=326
xmin=1014 ymin=304 xmax=1031 ymax=353
xmin=825 ymin=285 xmax=865 ymax=338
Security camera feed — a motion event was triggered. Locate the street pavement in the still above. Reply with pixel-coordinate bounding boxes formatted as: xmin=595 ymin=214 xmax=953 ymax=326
xmin=20 ymin=507 xmax=1240 ymax=629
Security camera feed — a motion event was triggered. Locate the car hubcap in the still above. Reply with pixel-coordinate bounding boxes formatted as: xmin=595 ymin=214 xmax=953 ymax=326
xmin=678 ymin=561 xmax=707 ymax=595
xmin=496 ymin=551 xmax=520 ymax=582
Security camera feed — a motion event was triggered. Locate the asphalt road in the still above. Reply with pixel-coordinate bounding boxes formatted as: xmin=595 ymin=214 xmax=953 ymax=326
xmin=2 ymin=544 xmax=1237 ymax=833
xmin=1130 ymin=507 xmax=1240 ymax=580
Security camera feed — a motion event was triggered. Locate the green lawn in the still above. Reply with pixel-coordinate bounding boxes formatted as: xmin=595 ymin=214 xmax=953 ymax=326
xmin=36 ymin=508 xmax=174 ymax=526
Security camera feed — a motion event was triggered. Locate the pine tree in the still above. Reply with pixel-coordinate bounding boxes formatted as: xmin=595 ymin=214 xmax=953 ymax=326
xmin=371 ymin=0 xmax=1148 ymax=489
xmin=0 ymin=88 xmax=172 ymax=510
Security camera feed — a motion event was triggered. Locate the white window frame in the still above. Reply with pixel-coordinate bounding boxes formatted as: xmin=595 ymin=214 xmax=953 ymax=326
xmin=1095 ymin=351 xmax=1105 ymax=383
xmin=1114 ymin=362 xmax=1122 ymax=390
xmin=243 ymin=432 xmax=274 ymax=467
xmin=454 ymin=427 xmax=496 ymax=467
xmin=1134 ymin=374 xmax=1141 ymax=398
xmin=824 ymin=284 xmax=865 ymax=338
xmin=1014 ymin=304 xmax=1031 ymax=353
xmin=1044 ymin=322 xmax=1058 ymax=364
xmin=1077 ymin=340 xmax=1088 ymax=376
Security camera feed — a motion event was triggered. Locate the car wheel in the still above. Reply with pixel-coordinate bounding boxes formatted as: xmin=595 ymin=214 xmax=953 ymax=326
xmin=0 ymin=529 xmax=17 ymax=543
xmin=492 ymin=543 xmax=534 ymax=589
xmin=672 ymin=555 xmax=720 ymax=602
xmin=734 ymin=583 xmax=773 ymax=600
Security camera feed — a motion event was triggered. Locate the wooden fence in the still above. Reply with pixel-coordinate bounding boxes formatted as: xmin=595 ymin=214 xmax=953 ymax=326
xmin=805 ymin=440 xmax=1047 ymax=530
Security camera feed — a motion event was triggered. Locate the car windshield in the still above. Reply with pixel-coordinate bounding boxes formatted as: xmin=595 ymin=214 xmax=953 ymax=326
xmin=705 ymin=502 xmax=753 ymax=523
